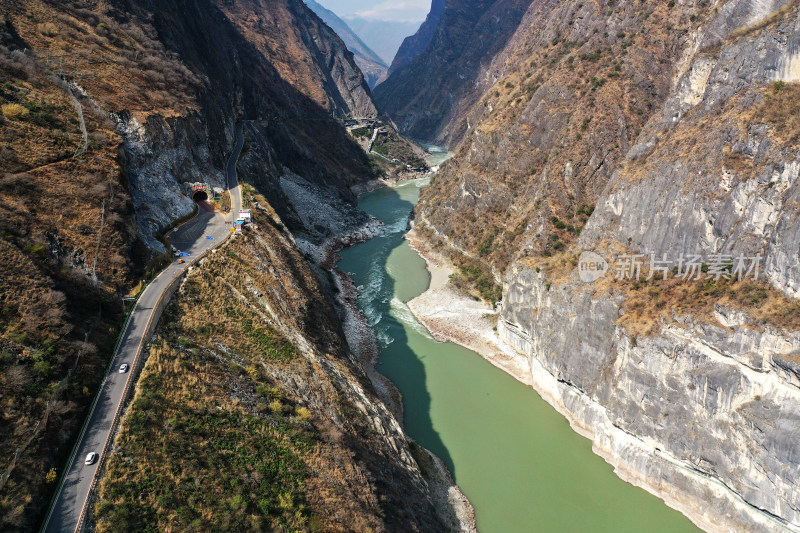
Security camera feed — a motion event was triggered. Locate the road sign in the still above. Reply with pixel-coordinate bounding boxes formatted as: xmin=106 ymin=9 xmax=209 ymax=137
xmin=230 ymin=228 xmax=235 ymax=232
xmin=235 ymin=220 xmax=244 ymax=225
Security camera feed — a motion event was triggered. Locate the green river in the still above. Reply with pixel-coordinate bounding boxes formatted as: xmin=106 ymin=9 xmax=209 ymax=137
xmin=338 ymin=179 xmax=700 ymax=533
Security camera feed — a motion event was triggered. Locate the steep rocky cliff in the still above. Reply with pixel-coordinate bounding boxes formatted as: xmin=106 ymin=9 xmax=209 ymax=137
xmin=0 ymin=0 xmax=449 ymax=530
xmin=113 ymin=0 xmax=378 ymax=250
xmin=303 ymin=0 xmax=389 ymax=89
xmin=387 ymin=0 xmax=445 ymax=76
xmin=386 ymin=0 xmax=800 ymax=530
xmin=373 ymin=0 xmax=532 ymax=144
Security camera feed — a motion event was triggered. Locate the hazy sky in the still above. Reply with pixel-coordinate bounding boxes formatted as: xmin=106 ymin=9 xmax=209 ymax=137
xmin=315 ymin=0 xmax=430 ymax=22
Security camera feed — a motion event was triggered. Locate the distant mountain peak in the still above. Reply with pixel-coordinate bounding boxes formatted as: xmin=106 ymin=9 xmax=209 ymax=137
xmin=303 ymin=0 xmax=389 ymax=88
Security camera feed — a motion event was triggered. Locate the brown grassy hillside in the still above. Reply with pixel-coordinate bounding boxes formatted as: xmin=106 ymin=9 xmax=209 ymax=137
xmin=0 ymin=10 xmax=143 ymax=528
xmin=94 ymin=193 xmax=445 ymax=533
xmin=411 ymin=0 xmax=717 ymax=299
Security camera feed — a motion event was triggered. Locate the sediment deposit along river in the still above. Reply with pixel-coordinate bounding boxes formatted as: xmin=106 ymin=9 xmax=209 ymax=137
xmin=338 ymin=179 xmax=700 ymax=533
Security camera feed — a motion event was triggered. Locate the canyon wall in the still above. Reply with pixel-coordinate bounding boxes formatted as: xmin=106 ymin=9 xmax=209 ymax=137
xmin=373 ymin=0 xmax=531 ymax=145
xmin=303 ymin=0 xmax=388 ymax=89
xmin=387 ymin=0 xmax=445 ymax=76
xmin=501 ymin=265 xmax=800 ymax=532
xmin=386 ymin=0 xmax=800 ymax=530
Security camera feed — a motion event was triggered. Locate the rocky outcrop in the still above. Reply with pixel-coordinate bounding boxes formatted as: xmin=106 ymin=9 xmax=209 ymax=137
xmin=387 ymin=0 xmax=445 ymax=76
xmin=303 ymin=0 xmax=388 ymax=89
xmin=105 ymin=0 xmax=378 ymax=250
xmin=581 ymin=0 xmax=800 ymax=300
xmin=500 ymin=265 xmax=800 ymax=532
xmin=114 ymin=111 xmax=227 ymax=251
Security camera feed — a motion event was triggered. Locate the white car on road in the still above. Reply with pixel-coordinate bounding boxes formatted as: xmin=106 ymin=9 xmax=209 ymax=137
xmin=84 ymin=452 xmax=97 ymax=465
xmin=119 ymin=363 xmax=129 ymax=373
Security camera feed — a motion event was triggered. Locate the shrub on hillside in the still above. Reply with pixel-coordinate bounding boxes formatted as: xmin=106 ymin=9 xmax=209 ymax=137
xmin=2 ymin=103 xmax=29 ymax=120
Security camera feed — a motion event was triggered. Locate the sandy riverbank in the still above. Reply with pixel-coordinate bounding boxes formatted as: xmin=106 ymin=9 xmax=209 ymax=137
xmin=404 ymin=227 xmax=532 ymax=387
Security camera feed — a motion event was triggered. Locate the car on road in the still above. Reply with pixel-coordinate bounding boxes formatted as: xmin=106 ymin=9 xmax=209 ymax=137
xmin=84 ymin=452 xmax=97 ymax=465
xmin=178 ymin=258 xmax=185 ymax=264
xmin=119 ymin=363 xmax=129 ymax=373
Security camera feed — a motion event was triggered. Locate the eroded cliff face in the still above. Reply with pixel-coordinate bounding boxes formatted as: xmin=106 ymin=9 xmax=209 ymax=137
xmin=110 ymin=0 xmax=378 ymax=250
xmin=581 ymin=0 xmax=800 ymax=299
xmin=390 ymin=0 xmax=800 ymax=530
xmin=387 ymin=0 xmax=445 ymax=76
xmin=303 ymin=0 xmax=389 ymax=89
xmin=501 ymin=265 xmax=800 ymax=532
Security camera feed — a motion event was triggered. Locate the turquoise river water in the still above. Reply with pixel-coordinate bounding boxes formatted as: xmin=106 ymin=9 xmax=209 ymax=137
xmin=338 ymin=179 xmax=701 ymax=533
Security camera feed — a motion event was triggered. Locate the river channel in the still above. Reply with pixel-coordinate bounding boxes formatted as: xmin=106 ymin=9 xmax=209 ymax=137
xmin=338 ymin=179 xmax=700 ymax=533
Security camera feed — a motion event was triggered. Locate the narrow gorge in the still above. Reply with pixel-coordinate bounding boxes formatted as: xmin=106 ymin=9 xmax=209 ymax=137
xmin=1 ymin=0 xmax=799 ymax=531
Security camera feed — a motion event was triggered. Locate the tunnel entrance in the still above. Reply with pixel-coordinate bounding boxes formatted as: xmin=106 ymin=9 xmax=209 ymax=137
xmin=192 ymin=189 xmax=208 ymax=202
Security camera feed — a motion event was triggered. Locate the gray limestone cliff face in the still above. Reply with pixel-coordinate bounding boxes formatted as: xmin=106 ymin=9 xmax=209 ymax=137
xmin=497 ymin=2 xmax=800 ymax=531
xmin=500 ymin=265 xmax=800 ymax=532
xmin=582 ymin=0 xmax=800 ymax=297
xmin=297 ymin=6 xmax=378 ymax=118
xmin=114 ymin=112 xmax=231 ymax=251
xmin=498 ymin=0 xmax=800 ymax=531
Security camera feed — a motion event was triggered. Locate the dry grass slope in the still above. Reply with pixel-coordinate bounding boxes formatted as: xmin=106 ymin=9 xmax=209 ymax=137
xmin=95 ymin=192 xmax=439 ymax=532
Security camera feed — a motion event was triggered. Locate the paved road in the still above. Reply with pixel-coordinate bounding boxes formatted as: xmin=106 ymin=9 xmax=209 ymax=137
xmin=42 ymin=124 xmax=245 ymax=533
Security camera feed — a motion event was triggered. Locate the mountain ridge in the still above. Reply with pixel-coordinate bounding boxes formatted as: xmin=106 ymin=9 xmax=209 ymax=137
xmin=0 ymin=0 xmax=464 ymax=530
xmin=303 ymin=0 xmax=389 ymax=89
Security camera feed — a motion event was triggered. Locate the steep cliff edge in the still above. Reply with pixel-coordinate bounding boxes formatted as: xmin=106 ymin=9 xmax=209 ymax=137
xmin=386 ymin=0 xmax=800 ymax=530
xmin=113 ymin=0 xmax=378 ymax=250
xmin=387 ymin=0 xmax=445 ymax=76
xmin=303 ymin=0 xmax=388 ymax=89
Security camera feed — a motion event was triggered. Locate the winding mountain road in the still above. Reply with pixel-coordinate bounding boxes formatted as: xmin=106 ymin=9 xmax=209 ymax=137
xmin=41 ymin=123 xmax=245 ymax=533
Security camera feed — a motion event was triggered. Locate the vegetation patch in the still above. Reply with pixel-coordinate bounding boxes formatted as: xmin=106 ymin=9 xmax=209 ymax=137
xmin=753 ymin=82 xmax=800 ymax=144
xmin=450 ymin=254 xmax=502 ymax=305
xmin=615 ymin=275 xmax=800 ymax=338
xmin=95 ymin=342 xmax=315 ymax=532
